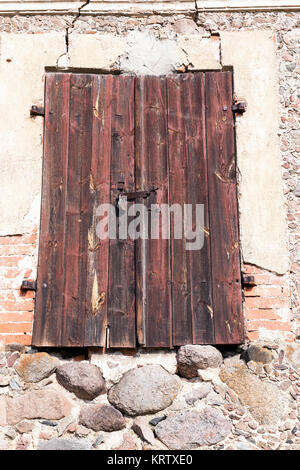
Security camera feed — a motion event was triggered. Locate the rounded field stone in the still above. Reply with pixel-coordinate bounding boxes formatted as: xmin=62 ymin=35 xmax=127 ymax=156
xmin=15 ymin=353 xmax=59 ymax=383
xmin=56 ymin=362 xmax=106 ymax=400
xmin=177 ymin=345 xmax=223 ymax=378
xmin=245 ymin=345 xmax=273 ymax=364
xmin=79 ymin=404 xmax=125 ymax=432
xmin=108 ymin=365 xmax=181 ymax=416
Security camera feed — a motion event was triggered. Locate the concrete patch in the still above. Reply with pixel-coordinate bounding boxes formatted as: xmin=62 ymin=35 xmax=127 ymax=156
xmin=118 ymin=31 xmax=221 ymax=75
xmin=0 ymin=33 xmax=65 ymax=235
xmin=119 ymin=31 xmax=184 ymax=75
xmin=221 ymin=31 xmax=289 ymax=274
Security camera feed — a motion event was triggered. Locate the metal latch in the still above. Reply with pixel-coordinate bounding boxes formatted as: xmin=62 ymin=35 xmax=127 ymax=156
xmin=116 ymin=188 xmax=157 ymax=211
xmin=119 ymin=189 xmax=156 ymax=201
xmin=21 ymin=280 xmax=37 ymax=291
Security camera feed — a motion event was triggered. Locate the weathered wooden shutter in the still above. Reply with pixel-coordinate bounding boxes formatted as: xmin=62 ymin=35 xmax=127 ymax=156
xmin=32 ymin=71 xmax=243 ymax=348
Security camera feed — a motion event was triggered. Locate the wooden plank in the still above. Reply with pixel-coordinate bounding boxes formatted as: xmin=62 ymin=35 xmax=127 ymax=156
xmin=135 ymin=76 xmax=171 ymax=347
xmin=167 ymin=74 xmax=214 ymax=345
xmin=107 ymin=75 xmax=136 ymax=348
xmin=60 ymin=73 xmax=93 ymax=346
xmin=181 ymin=73 xmax=214 ymax=344
xmin=167 ymin=75 xmax=192 ymax=345
xmin=84 ymin=75 xmax=113 ymax=346
xmin=205 ymin=71 xmax=244 ymax=344
xmin=32 ymin=73 xmax=70 ymax=347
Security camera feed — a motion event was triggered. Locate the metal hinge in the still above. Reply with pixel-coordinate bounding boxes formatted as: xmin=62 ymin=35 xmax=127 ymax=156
xmin=241 ymin=274 xmax=256 ymax=287
xmin=232 ymin=101 xmax=247 ymax=115
xmin=21 ymin=280 xmax=37 ymax=291
xmin=30 ymin=105 xmax=45 ymax=117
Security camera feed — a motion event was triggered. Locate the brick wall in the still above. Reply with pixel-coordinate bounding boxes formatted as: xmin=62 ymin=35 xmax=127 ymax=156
xmin=243 ymin=264 xmax=294 ymax=343
xmin=0 ymin=228 xmax=38 ymax=345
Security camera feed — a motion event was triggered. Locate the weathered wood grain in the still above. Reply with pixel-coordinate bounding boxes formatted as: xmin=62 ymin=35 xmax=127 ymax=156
xmin=107 ymin=75 xmax=136 ymax=348
xmin=84 ymin=75 xmax=113 ymax=346
xmin=32 ymin=73 xmax=70 ymax=347
xmin=135 ymin=76 xmax=172 ymax=347
xmin=60 ymin=74 xmax=93 ymax=346
xmin=205 ymin=71 xmax=244 ymax=344
xmin=167 ymin=73 xmax=214 ymax=345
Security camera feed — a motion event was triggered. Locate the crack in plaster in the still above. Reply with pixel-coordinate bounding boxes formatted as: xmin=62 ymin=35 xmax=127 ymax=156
xmin=57 ymin=0 xmax=90 ymax=68
xmin=66 ymin=0 xmax=90 ymax=52
xmin=194 ymin=0 xmax=199 ymax=24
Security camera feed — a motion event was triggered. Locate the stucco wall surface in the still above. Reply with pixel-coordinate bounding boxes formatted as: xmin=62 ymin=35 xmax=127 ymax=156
xmin=0 ymin=33 xmax=65 ymax=235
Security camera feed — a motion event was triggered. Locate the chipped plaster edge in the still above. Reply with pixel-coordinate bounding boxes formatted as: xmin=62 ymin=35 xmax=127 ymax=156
xmin=221 ymin=30 xmax=289 ymax=275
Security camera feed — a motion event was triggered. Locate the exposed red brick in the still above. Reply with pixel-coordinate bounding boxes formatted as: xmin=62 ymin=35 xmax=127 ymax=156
xmin=0 ymin=312 xmax=34 ymax=323
xmin=0 ymin=323 xmax=33 ymax=334
xmin=0 ymin=246 xmax=35 ymax=256
xmin=245 ymin=297 xmax=291 ymax=309
xmin=0 ymin=335 xmax=32 ymax=345
xmin=245 ymin=308 xmax=282 ymax=321
xmin=0 ymin=257 xmax=23 ymax=267
xmin=247 ymin=320 xmax=292 ymax=332
xmin=18 ymin=290 xmax=35 ymax=299
xmin=244 ymin=286 xmax=287 ymax=297
xmin=0 ymin=300 xmax=34 ymax=312
xmin=3 ymin=269 xmax=22 ymax=279
xmin=7 ymin=351 xmax=20 ymax=367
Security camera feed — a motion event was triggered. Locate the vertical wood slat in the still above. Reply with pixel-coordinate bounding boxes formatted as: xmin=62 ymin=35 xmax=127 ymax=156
xmin=186 ymin=73 xmax=214 ymax=344
xmin=32 ymin=73 xmax=70 ymax=347
xmin=60 ymin=74 xmax=93 ymax=346
xmin=180 ymin=73 xmax=214 ymax=344
xmin=167 ymin=73 xmax=214 ymax=345
xmin=167 ymin=75 xmax=192 ymax=345
xmin=205 ymin=72 xmax=244 ymax=344
xmin=107 ymin=76 xmax=136 ymax=347
xmin=135 ymin=76 xmax=171 ymax=347
xmin=84 ymin=75 xmax=113 ymax=346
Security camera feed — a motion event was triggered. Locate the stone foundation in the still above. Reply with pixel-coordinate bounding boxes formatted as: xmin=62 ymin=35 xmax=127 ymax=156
xmin=0 ymin=343 xmax=299 ymax=450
